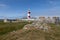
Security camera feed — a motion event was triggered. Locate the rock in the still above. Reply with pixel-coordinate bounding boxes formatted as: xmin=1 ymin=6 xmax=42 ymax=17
xmin=23 ymin=20 xmax=51 ymax=32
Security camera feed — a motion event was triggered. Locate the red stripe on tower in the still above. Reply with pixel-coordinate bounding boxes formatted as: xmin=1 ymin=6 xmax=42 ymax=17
xmin=27 ymin=9 xmax=31 ymax=20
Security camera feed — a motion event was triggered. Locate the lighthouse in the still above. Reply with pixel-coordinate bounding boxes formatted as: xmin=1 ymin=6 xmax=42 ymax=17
xmin=27 ymin=9 xmax=31 ymax=20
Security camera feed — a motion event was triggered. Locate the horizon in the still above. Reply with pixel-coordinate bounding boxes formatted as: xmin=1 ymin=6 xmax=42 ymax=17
xmin=0 ymin=16 xmax=60 ymax=19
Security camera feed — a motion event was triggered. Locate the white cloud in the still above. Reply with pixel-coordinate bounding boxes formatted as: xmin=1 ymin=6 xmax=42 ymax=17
xmin=49 ymin=1 xmax=55 ymax=4
xmin=0 ymin=4 xmax=9 ymax=9
xmin=0 ymin=4 xmax=7 ymax=7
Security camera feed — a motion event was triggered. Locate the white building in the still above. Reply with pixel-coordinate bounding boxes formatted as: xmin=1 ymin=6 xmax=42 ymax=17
xmin=4 ymin=19 xmax=8 ymax=23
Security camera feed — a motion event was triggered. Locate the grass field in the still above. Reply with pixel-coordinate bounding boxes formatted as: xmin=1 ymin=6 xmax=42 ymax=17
xmin=0 ymin=21 xmax=32 ymax=35
xmin=0 ymin=21 xmax=60 ymax=40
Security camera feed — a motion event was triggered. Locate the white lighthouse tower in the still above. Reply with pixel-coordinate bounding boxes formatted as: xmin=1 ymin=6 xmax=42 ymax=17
xmin=27 ymin=9 xmax=31 ymax=20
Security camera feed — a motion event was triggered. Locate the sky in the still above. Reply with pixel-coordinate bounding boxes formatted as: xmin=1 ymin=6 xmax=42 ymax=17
xmin=0 ymin=0 xmax=60 ymax=19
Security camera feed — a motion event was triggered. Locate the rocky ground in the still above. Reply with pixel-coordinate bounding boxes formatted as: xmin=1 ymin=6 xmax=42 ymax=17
xmin=23 ymin=21 xmax=51 ymax=32
xmin=0 ymin=21 xmax=60 ymax=40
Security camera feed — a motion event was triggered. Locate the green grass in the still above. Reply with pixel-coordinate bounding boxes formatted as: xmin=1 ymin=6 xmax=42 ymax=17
xmin=0 ymin=22 xmax=60 ymax=40
xmin=45 ymin=23 xmax=60 ymax=40
xmin=0 ymin=21 xmax=32 ymax=35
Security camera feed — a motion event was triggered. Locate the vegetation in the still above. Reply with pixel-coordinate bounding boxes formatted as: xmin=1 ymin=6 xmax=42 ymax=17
xmin=0 ymin=21 xmax=60 ymax=40
xmin=0 ymin=21 xmax=32 ymax=35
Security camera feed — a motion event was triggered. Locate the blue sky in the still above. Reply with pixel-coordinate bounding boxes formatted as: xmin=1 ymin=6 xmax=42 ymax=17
xmin=0 ymin=0 xmax=60 ymax=19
